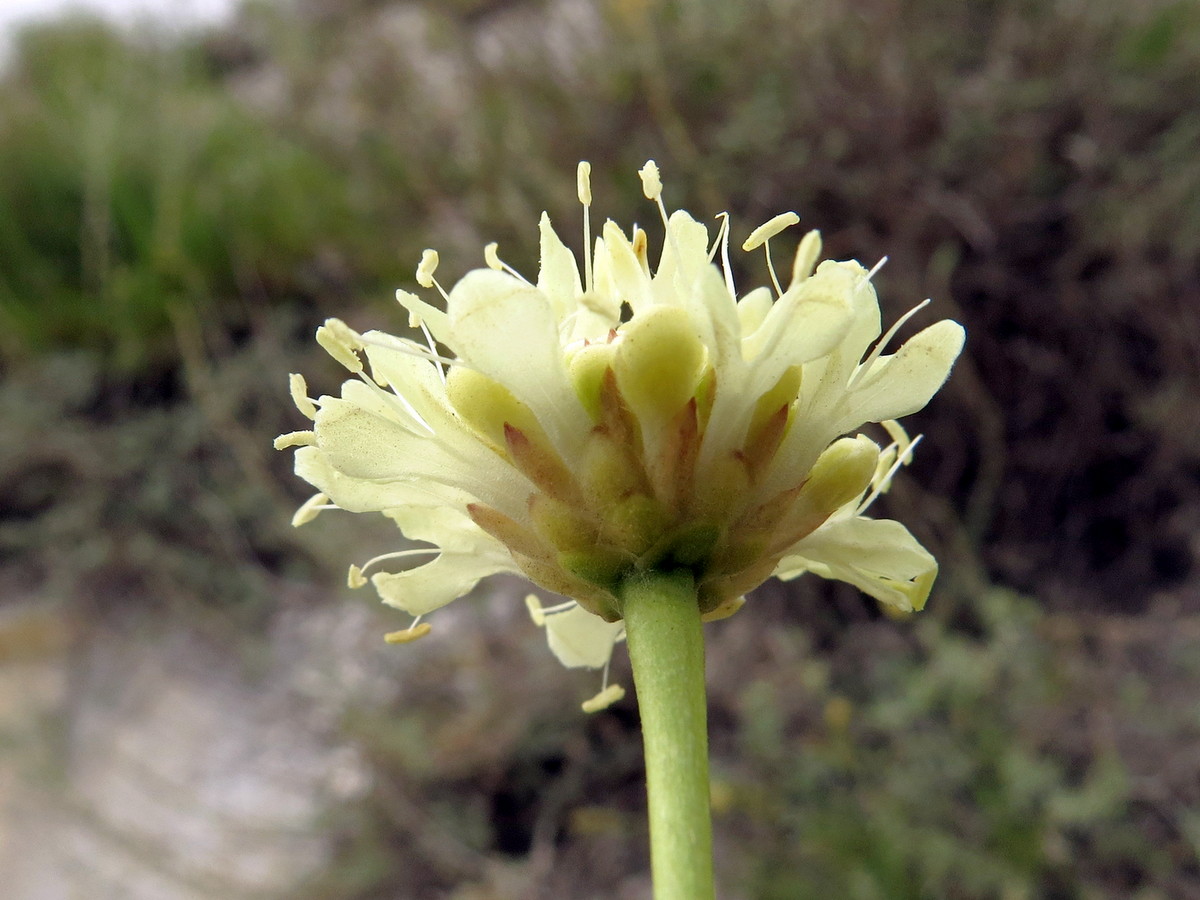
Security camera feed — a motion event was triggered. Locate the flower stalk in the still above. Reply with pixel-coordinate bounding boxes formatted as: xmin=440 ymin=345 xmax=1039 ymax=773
xmin=620 ymin=569 xmax=715 ymax=900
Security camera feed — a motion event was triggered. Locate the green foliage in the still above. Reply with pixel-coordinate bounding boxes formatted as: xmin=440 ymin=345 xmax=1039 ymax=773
xmin=731 ymin=592 xmax=1155 ymax=899
xmin=0 ymin=20 xmax=359 ymax=368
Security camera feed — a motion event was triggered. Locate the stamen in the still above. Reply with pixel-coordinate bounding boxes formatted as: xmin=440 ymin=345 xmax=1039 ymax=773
xmin=385 ymin=621 xmax=433 ymax=644
xmin=582 ymin=683 xmax=626 ymax=714
xmin=316 ymin=320 xmax=364 ymax=373
xmin=765 ymin=239 xmax=784 ymax=298
xmin=881 ymin=418 xmax=911 ymax=448
xmin=289 ymin=373 xmax=317 ymax=420
xmin=741 ymin=211 xmax=800 ymax=252
xmin=416 ymin=248 xmax=450 ymax=301
xmin=273 ymin=430 xmax=316 ymax=450
xmin=857 ymin=434 xmax=923 ymax=515
xmin=419 ymin=320 xmax=446 ymax=384
xmin=848 ymin=299 xmax=932 ymax=390
xmin=711 ymin=213 xmax=736 ymax=299
xmin=352 ymin=369 xmax=435 ymax=437
xmin=415 ymin=249 xmax=439 ymax=288
xmin=355 ymin=331 xmax=460 ymax=371
xmin=350 ymin=549 xmax=441 ymax=592
xmin=524 ymin=593 xmax=546 ymax=626
xmin=291 ymin=492 xmax=331 ymax=527
xmin=639 ymin=159 xmax=679 ymax=270
xmin=638 ymin=159 xmax=662 ymax=202
xmin=865 ymin=255 xmax=889 ymax=282
xmin=578 ymin=161 xmax=594 ymax=294
xmin=484 ymin=242 xmax=534 ymax=286
xmin=743 ymin=213 xmax=799 ymax=299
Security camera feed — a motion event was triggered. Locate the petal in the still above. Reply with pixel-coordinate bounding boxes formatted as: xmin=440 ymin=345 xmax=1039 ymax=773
xmin=537 ymin=212 xmax=583 ymax=317
xmin=382 ymin=504 xmax=500 ymax=553
xmin=741 ymin=261 xmax=857 ymax=377
xmin=736 ymin=286 xmax=773 ymax=336
xmin=652 ymin=209 xmax=711 ymax=303
xmin=832 ymin=319 xmax=965 ymax=431
xmin=543 ymin=604 xmax=625 ymax=669
xmin=775 ymin=515 xmax=938 ymax=612
xmin=595 ymin=219 xmax=652 ymax=314
xmin=294 ymin=446 xmax=479 ymax=514
xmin=446 ymin=269 xmax=591 ymax=457
xmin=371 ymin=548 xmax=515 ymax=616
xmin=310 ymin=398 xmax=527 ymax=514
xmin=395 ymin=288 xmax=452 ymax=343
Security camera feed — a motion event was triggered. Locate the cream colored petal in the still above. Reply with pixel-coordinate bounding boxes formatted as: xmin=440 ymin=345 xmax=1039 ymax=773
xmin=380 ymin=504 xmax=502 ymax=553
xmin=537 ymin=212 xmax=583 ymax=317
xmin=833 ymin=319 xmax=965 ymax=432
xmin=740 ymin=263 xmax=856 ymax=383
xmin=446 ymin=269 xmax=591 ymax=457
xmin=361 ymin=337 xmax=469 ymax=436
xmin=686 ymin=260 xmax=742 ymax=372
xmin=736 ymin=286 xmax=773 ymax=336
xmin=653 ymin=209 xmax=711 ymax=302
xmin=543 ymin=604 xmax=625 ymax=669
xmin=596 ymin=220 xmax=653 ymax=314
xmin=294 ymin=446 xmax=480 ymax=514
xmin=775 ymin=515 xmax=938 ymax=612
xmin=371 ymin=549 xmax=515 ymax=616
xmin=310 ymin=399 xmax=527 ymax=514
xmin=395 ymin=288 xmax=452 ymax=342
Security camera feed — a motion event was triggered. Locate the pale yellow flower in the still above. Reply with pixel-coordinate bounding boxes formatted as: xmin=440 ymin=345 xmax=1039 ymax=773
xmin=280 ymin=161 xmax=964 ymax=699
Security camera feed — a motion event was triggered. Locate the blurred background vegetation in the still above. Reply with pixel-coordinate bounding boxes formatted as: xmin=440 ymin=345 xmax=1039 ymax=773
xmin=1 ymin=0 xmax=1198 ymax=897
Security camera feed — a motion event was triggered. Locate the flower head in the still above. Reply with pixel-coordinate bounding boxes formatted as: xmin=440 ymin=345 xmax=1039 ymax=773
xmin=279 ymin=161 xmax=964 ymax=704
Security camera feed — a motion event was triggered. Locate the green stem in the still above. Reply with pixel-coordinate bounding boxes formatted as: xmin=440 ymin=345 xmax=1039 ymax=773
xmin=619 ymin=569 xmax=715 ymax=900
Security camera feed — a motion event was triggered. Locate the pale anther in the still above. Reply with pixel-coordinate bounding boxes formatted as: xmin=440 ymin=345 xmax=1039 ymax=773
xmin=291 ymin=492 xmax=330 ymax=527
xmin=742 ymin=211 xmax=800 ymax=252
xmin=273 ymin=430 xmax=316 ymax=450
xmin=484 ymin=242 xmax=504 ymax=271
xmin=385 ymin=623 xmax=432 ymax=644
xmin=576 ymin=161 xmax=593 ymax=206
xmin=416 ymin=249 xmax=439 ymax=288
xmin=348 ymin=565 xmax=367 ymax=588
xmin=316 ymin=321 xmax=363 ymax=373
xmin=289 ymin=373 xmax=317 ymax=420
xmin=582 ymin=683 xmax=626 ymax=713
xmin=524 ymin=593 xmax=546 ymax=626
xmin=638 ymin=159 xmax=662 ymax=201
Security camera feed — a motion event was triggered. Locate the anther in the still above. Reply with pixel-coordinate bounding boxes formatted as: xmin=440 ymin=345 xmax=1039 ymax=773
xmin=291 ymin=492 xmax=331 ymax=527
xmin=316 ymin=320 xmax=364 ymax=373
xmin=579 ymin=161 xmax=594 ymax=293
xmin=385 ymin=623 xmax=432 ymax=644
xmin=273 ymin=430 xmax=316 ymax=450
xmin=581 ymin=683 xmax=626 ymax=713
xmin=289 ymin=373 xmax=317 ymax=420
xmin=741 ymin=211 xmax=799 ymax=252
xmin=576 ymin=161 xmax=593 ymax=207
xmin=484 ymin=242 xmax=504 ymax=271
xmin=525 ymin=594 xmax=546 ymax=626
xmin=416 ymin=249 xmax=440 ymax=288
xmin=638 ymin=160 xmax=662 ymax=201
